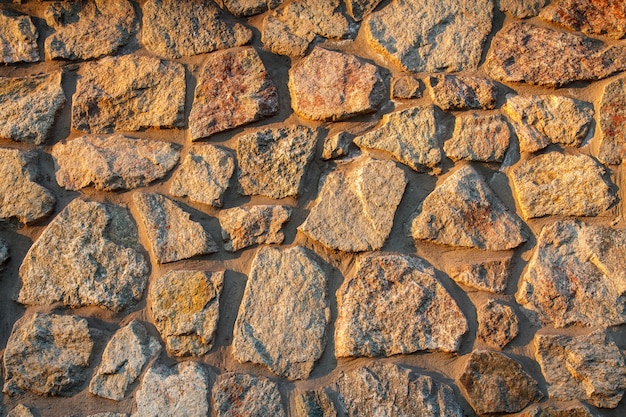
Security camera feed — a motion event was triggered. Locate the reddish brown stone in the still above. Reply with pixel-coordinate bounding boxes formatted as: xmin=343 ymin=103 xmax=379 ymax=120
xmin=540 ymin=0 xmax=626 ymax=39
xmin=599 ymin=76 xmax=626 ymax=164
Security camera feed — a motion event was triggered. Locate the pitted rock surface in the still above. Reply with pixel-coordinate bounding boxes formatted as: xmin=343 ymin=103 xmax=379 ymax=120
xmin=598 ymin=75 xmax=626 ymax=164
xmin=519 ymin=403 xmax=597 ymax=417
xmin=219 ymin=205 xmax=291 ymax=252
xmin=345 ymin=0 xmax=383 ymax=21
xmin=0 ymin=9 xmax=39 ymax=64
xmin=212 ymin=373 xmax=286 ymax=417
xmin=6 ymin=404 xmax=35 ymax=417
xmin=444 ymin=113 xmax=510 ymax=162
xmin=444 ymin=254 xmax=512 ymax=293
xmin=499 ymin=0 xmax=549 ymax=18
xmin=428 ymin=75 xmax=498 ymax=110
xmin=540 ymin=0 xmax=626 ymax=39
xmin=217 ymin=0 xmax=283 ymax=16
xmin=477 ymin=299 xmax=519 ymax=349
xmin=322 ymin=131 xmax=352 ymax=160
xmin=391 ymin=75 xmax=424 ymax=99
xmin=293 ymin=390 xmax=337 ymax=417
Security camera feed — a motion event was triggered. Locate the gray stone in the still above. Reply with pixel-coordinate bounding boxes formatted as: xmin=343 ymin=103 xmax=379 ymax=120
xmin=391 ymin=75 xmax=424 ymax=99
xmin=7 ymin=404 xmax=34 ymax=417
xmin=88 ymin=414 xmax=128 ymax=417
xmin=219 ymin=205 xmax=291 ymax=252
xmin=540 ymin=0 xmax=626 ymax=39
xmin=322 ymin=132 xmax=352 ymax=160
xmin=518 ymin=402 xmax=598 ymax=417
xmin=293 ymin=390 xmax=337 ymax=417
xmin=233 ymin=246 xmax=329 ymax=380
xmin=598 ymin=76 xmax=626 ymax=164
xmin=0 ymin=238 xmax=8 ymax=265
xmin=212 ymin=373 xmax=285 ymax=417
xmin=428 ymin=75 xmax=498 ymax=110
xmin=217 ymin=0 xmax=283 ymax=16
xmin=345 ymin=0 xmax=383 ymax=21
xmin=499 ymin=0 xmax=549 ymax=17
xmin=18 ymin=199 xmax=148 ymax=312
xmin=444 ymin=113 xmax=511 ymax=162
xmin=444 ymin=253 xmax=513 ymax=293
xmin=0 ymin=9 xmax=39 ymax=64
xmin=477 ymin=299 xmax=519 ymax=349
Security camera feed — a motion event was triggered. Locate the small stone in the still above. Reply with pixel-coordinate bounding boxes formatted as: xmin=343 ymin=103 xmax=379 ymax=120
xmin=237 ymin=125 xmax=317 ymax=199
xmin=353 ymin=105 xmax=441 ymax=172
xmin=412 ymin=165 xmax=527 ymax=250
xmin=219 ymin=205 xmax=291 ymax=252
xmin=3 ymin=313 xmax=94 ymax=396
xmin=477 ymin=300 xmax=519 ymax=349
xmin=288 ymin=47 xmax=386 ymax=121
xmin=150 ymin=270 xmax=223 ymax=357
xmin=444 ymin=253 xmax=513 ymax=293
xmin=459 ymin=350 xmax=543 ymax=415
xmin=7 ymin=404 xmax=35 ymax=417
xmin=52 ymin=135 xmax=180 ymax=191
xmin=233 ymin=246 xmax=329 ymax=380
xmin=391 ymin=75 xmax=424 ymax=99
xmin=142 ymin=0 xmax=252 ymax=59
xmin=540 ymin=0 xmax=626 ymax=39
xmin=133 ymin=192 xmax=218 ymax=264
xmin=72 ymin=55 xmax=185 ymax=134
xmin=212 ymin=373 xmax=285 ymax=417
xmin=345 ymin=0 xmax=383 ymax=21
xmin=0 ymin=238 xmax=8 ymax=265
xmin=428 ymin=75 xmax=498 ymax=110
xmin=88 ymin=414 xmax=127 ymax=417
xmin=322 ymin=132 xmax=352 ymax=160
xmin=519 ymin=402 xmax=598 ymax=417
xmin=335 ymin=253 xmax=467 ymax=357
xmin=444 ymin=113 xmax=511 ymax=162
xmin=299 ymin=157 xmax=407 ymax=252
xmin=89 ymin=321 xmax=161 ymax=401
xmin=509 ymin=152 xmax=615 ymax=219
xmin=293 ymin=390 xmax=337 ymax=417
xmin=217 ymin=0 xmax=283 ymax=16
xmin=499 ymin=0 xmax=548 ymax=17
xmin=598 ymin=76 xmax=626 ymax=164
xmin=0 ymin=9 xmax=39 ymax=64
xmin=18 ymin=199 xmax=149 ymax=311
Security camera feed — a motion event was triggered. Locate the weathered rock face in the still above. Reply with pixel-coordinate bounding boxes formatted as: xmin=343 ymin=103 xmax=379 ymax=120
xmin=0 ymin=9 xmax=39 ymax=64
xmin=72 ymin=55 xmax=185 ymax=134
xmin=428 ymin=75 xmax=498 ymax=110
xmin=477 ymin=300 xmax=519 ymax=349
xmin=499 ymin=0 xmax=549 ymax=18
xmin=391 ymin=75 xmax=423 ymax=99
xmin=219 ymin=205 xmax=291 ymax=252
xmin=322 ymin=131 xmax=352 ymax=160
xmin=18 ymin=199 xmax=148 ymax=312
xmin=293 ymin=390 xmax=337 ymax=417
xmin=217 ymin=0 xmax=283 ymax=16
xmin=444 ymin=114 xmax=510 ymax=162
xmin=299 ymin=157 xmax=407 ymax=252
xmin=444 ymin=254 xmax=512 ymax=293
xmin=3 ymin=313 xmax=94 ymax=396
xmin=212 ymin=373 xmax=286 ymax=417
xmin=335 ymin=253 xmax=467 ymax=357
xmin=345 ymin=0 xmax=383 ymax=21
xmin=598 ymin=76 xmax=626 ymax=164
xmin=52 ymin=135 xmax=180 ymax=191
xmin=540 ymin=0 xmax=626 ymax=39
xmin=519 ymin=403 xmax=597 ymax=417
xmin=365 ymin=0 xmax=493 ymax=72
xmin=0 ymin=237 xmax=8 ymax=265
xmin=7 ymin=404 xmax=35 ymax=417
xmin=233 ymin=246 xmax=328 ymax=380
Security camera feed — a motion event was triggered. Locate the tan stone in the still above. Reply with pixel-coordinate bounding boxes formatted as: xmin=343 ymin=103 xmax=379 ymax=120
xmin=293 ymin=390 xmax=337 ymax=417
xmin=7 ymin=404 xmax=35 ymax=417
xmin=444 ymin=253 xmax=513 ymax=293
xmin=0 ymin=9 xmax=39 ymax=64
xmin=322 ymin=132 xmax=352 ymax=160
xmin=540 ymin=0 xmax=626 ymax=39
xmin=219 ymin=205 xmax=291 ymax=252
xmin=444 ymin=113 xmax=511 ymax=162
xmin=345 ymin=0 xmax=383 ymax=21
xmin=477 ymin=299 xmax=519 ymax=349
xmin=391 ymin=75 xmax=424 ymax=99
xmin=518 ymin=403 xmax=597 ymax=417
xmin=212 ymin=373 xmax=285 ymax=417
xmin=598 ymin=76 xmax=626 ymax=164
xmin=217 ymin=0 xmax=283 ymax=16
xmin=428 ymin=75 xmax=498 ymax=110
xmin=499 ymin=0 xmax=549 ymax=18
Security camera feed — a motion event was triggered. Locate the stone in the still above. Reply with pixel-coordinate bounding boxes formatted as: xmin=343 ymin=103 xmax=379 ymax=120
xmin=3 ymin=313 xmax=94 ymax=396
xmin=72 ymin=55 xmax=185 ymax=134
xmin=509 ymin=153 xmax=615 ymax=219
xmin=217 ymin=0 xmax=283 ymax=16
xmin=428 ymin=75 xmax=498 ymax=110
xmin=44 ymin=0 xmax=136 ymax=60
xmin=150 ymin=270 xmax=223 ymax=357
xmin=0 ymin=72 xmax=65 ymax=144
xmin=233 ymin=246 xmax=328 ymax=380
xmin=89 ymin=414 xmax=127 ymax=417
xmin=322 ymin=132 xmax=352 ymax=160
xmin=299 ymin=157 xmax=407 ymax=252
xmin=345 ymin=0 xmax=383 ymax=21
xmin=516 ymin=220 xmax=626 ymax=328
xmin=459 ymin=350 xmax=543 ymax=415
xmin=142 ymin=0 xmax=252 ymax=59
xmin=18 ymin=199 xmax=148 ymax=312
xmin=477 ymin=300 xmax=519 ymax=349
xmin=444 ymin=254 xmax=512 ymax=293
xmin=598 ymin=76 xmax=626 ymax=164
xmin=499 ymin=0 xmax=549 ymax=18
xmin=133 ymin=192 xmax=218 ymax=264
xmin=353 ymin=105 xmax=441 ymax=172
xmin=365 ymin=0 xmax=493 ymax=72
xmin=7 ymin=404 xmax=35 ymax=417
xmin=189 ymin=47 xmax=279 ymax=140
xmin=412 ymin=165 xmax=527 ymax=250
xmin=336 ymin=361 xmax=464 ymax=417
xmin=391 ymin=75 xmax=424 ymax=99
xmin=237 ymin=125 xmax=317 ymax=199
xmin=540 ymin=0 xmax=626 ymax=39
xmin=288 ymin=47 xmax=386 ymax=121
xmin=335 ymin=253 xmax=467 ymax=357
xmin=293 ymin=390 xmax=337 ymax=417
xmin=0 ymin=9 xmax=39 ymax=64
xmin=0 ymin=238 xmax=8 ymax=265
xmin=503 ymin=94 xmax=594 ymax=153
xmin=444 ymin=113 xmax=511 ymax=162
xmin=518 ymin=402 xmax=598 ymax=417
xmin=219 ymin=205 xmax=291 ymax=252
xmin=212 ymin=373 xmax=285 ymax=417
xmin=0 ymin=148 xmax=55 ymax=224
xmin=535 ymin=329 xmax=626 ymax=408
xmin=89 ymin=321 xmax=161 ymax=401
xmin=134 ymin=362 xmax=210 ymax=417
xmin=52 ymin=135 xmax=180 ymax=191
xmin=486 ymin=22 xmax=626 ymax=87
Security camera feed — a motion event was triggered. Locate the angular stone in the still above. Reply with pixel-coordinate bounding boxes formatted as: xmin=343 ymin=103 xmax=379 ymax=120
xmin=299 ymin=157 xmax=407 ymax=252
xmin=412 ymin=165 xmax=527 ymax=250
xmin=353 ymin=105 xmax=441 ymax=172
xmin=52 ymin=135 xmax=180 ymax=191
xmin=18 ymin=199 xmax=148 ymax=312
xmin=133 ymin=192 xmax=218 ymax=264
xmin=477 ymin=300 xmax=519 ymax=349
xmin=219 ymin=205 xmax=291 ymax=252
xmin=233 ymin=246 xmax=328 ymax=380
xmin=150 ymin=270 xmax=223 ymax=357
xmin=499 ymin=0 xmax=549 ymax=18
xmin=190 ymin=47 xmax=279 ymax=140
xmin=535 ymin=329 xmax=626 ymax=408
xmin=237 ymin=125 xmax=317 ymax=199
xmin=509 ymin=153 xmax=615 ymax=219
xmin=293 ymin=390 xmax=337 ymax=417
xmin=212 ymin=373 xmax=285 ymax=417
xmin=322 ymin=132 xmax=352 ymax=160
xmin=288 ymin=47 xmax=385 ymax=121
xmin=0 ymin=9 xmax=39 ymax=64
xmin=3 ymin=313 xmax=94 ymax=396
xmin=391 ymin=75 xmax=424 ymax=99
xmin=335 ymin=253 xmax=467 ymax=357
xmin=540 ymin=0 xmax=626 ymax=39
xmin=0 ymin=237 xmax=8 ymax=265
xmin=486 ymin=22 xmax=626 ymax=87
xmin=365 ymin=0 xmax=493 ymax=72
xmin=428 ymin=75 xmax=498 ymax=110
xmin=345 ymin=0 xmax=383 ymax=21
xmin=460 ymin=350 xmax=543 ymax=415
xmin=72 ymin=55 xmax=185 ymax=134
xmin=503 ymin=94 xmax=594 ymax=153
xmin=7 ymin=404 xmax=35 ymax=417
xmin=444 ymin=114 xmax=511 ymax=162
xmin=217 ymin=0 xmax=283 ymax=16
xmin=44 ymin=0 xmax=135 ymax=60
xmin=0 ymin=148 xmax=55 ymax=224
xmin=519 ymin=402 xmax=598 ymax=417
xmin=89 ymin=321 xmax=161 ymax=401
xmin=598 ymin=76 xmax=626 ymax=164
xmin=0 ymin=72 xmax=65 ymax=144
xmin=142 ymin=0 xmax=252 ymax=59
xmin=444 ymin=254 xmax=512 ymax=293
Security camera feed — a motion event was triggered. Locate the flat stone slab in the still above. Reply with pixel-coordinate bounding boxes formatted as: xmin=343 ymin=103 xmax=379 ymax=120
xmin=212 ymin=373 xmax=285 ymax=417
xmin=0 ymin=9 xmax=39 ymax=64
xmin=540 ymin=0 xmax=626 ymax=39
xmin=444 ymin=113 xmax=511 ymax=162
xmin=428 ymin=75 xmax=498 ymax=110
xmin=598 ymin=75 xmax=626 ymax=164
xmin=218 ymin=0 xmax=283 ymax=16
xmin=219 ymin=205 xmax=291 ymax=252
xmin=444 ymin=253 xmax=513 ymax=293
xmin=477 ymin=300 xmax=519 ymax=349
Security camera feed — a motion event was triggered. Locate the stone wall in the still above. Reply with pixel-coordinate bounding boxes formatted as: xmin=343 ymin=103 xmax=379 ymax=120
xmin=1 ymin=0 xmax=626 ymax=416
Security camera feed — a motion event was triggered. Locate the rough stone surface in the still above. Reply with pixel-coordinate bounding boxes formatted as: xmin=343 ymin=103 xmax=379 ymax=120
xmin=3 ymin=313 xmax=94 ymax=396
xmin=412 ymin=165 xmax=527 ymax=250
xmin=218 ymin=0 xmax=283 ymax=16
xmin=89 ymin=414 xmax=127 ymax=417
xmin=0 ymin=9 xmax=39 ymax=64
xmin=0 ymin=72 xmax=65 ymax=144
xmin=365 ymin=0 xmax=493 ymax=72
xmin=477 ymin=300 xmax=519 ymax=349
xmin=288 ymin=47 xmax=385 ymax=122
xmin=18 ymin=199 xmax=148 ymax=311
xmin=509 ymin=152 xmax=615 ymax=219
xmin=72 ymin=55 xmax=185 ymax=134
xmin=335 ymin=253 xmax=467 ymax=357
xmin=133 ymin=192 xmax=218 ymax=264
xmin=540 ymin=0 xmax=626 ymax=39
xmin=89 ymin=321 xmax=161 ymax=401
xmin=219 ymin=205 xmax=291 ymax=252
xmin=190 ymin=47 xmax=279 ymax=140
xmin=428 ymin=75 xmax=498 ymax=110
xmin=444 ymin=113 xmax=511 ymax=162
xmin=52 ymin=135 xmax=180 ymax=191
xmin=598 ymin=76 xmax=626 ymax=164
xmin=391 ymin=75 xmax=424 ymax=99
xmin=518 ymin=402 xmax=598 ymax=417
xmin=322 ymin=132 xmax=352 ymax=160
xmin=150 ymin=270 xmax=223 ymax=357
xmin=445 ymin=254 xmax=512 ymax=293
xmin=345 ymin=0 xmax=383 ymax=21
xmin=6 ymin=404 xmax=35 ymax=417
xmin=212 ymin=373 xmax=285 ymax=417
xmin=299 ymin=157 xmax=407 ymax=252
xmin=0 ymin=237 xmax=8 ymax=265
xmin=233 ymin=246 xmax=329 ymax=380
xmin=499 ymin=0 xmax=549 ymax=18
xmin=293 ymin=390 xmax=337 ymax=417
